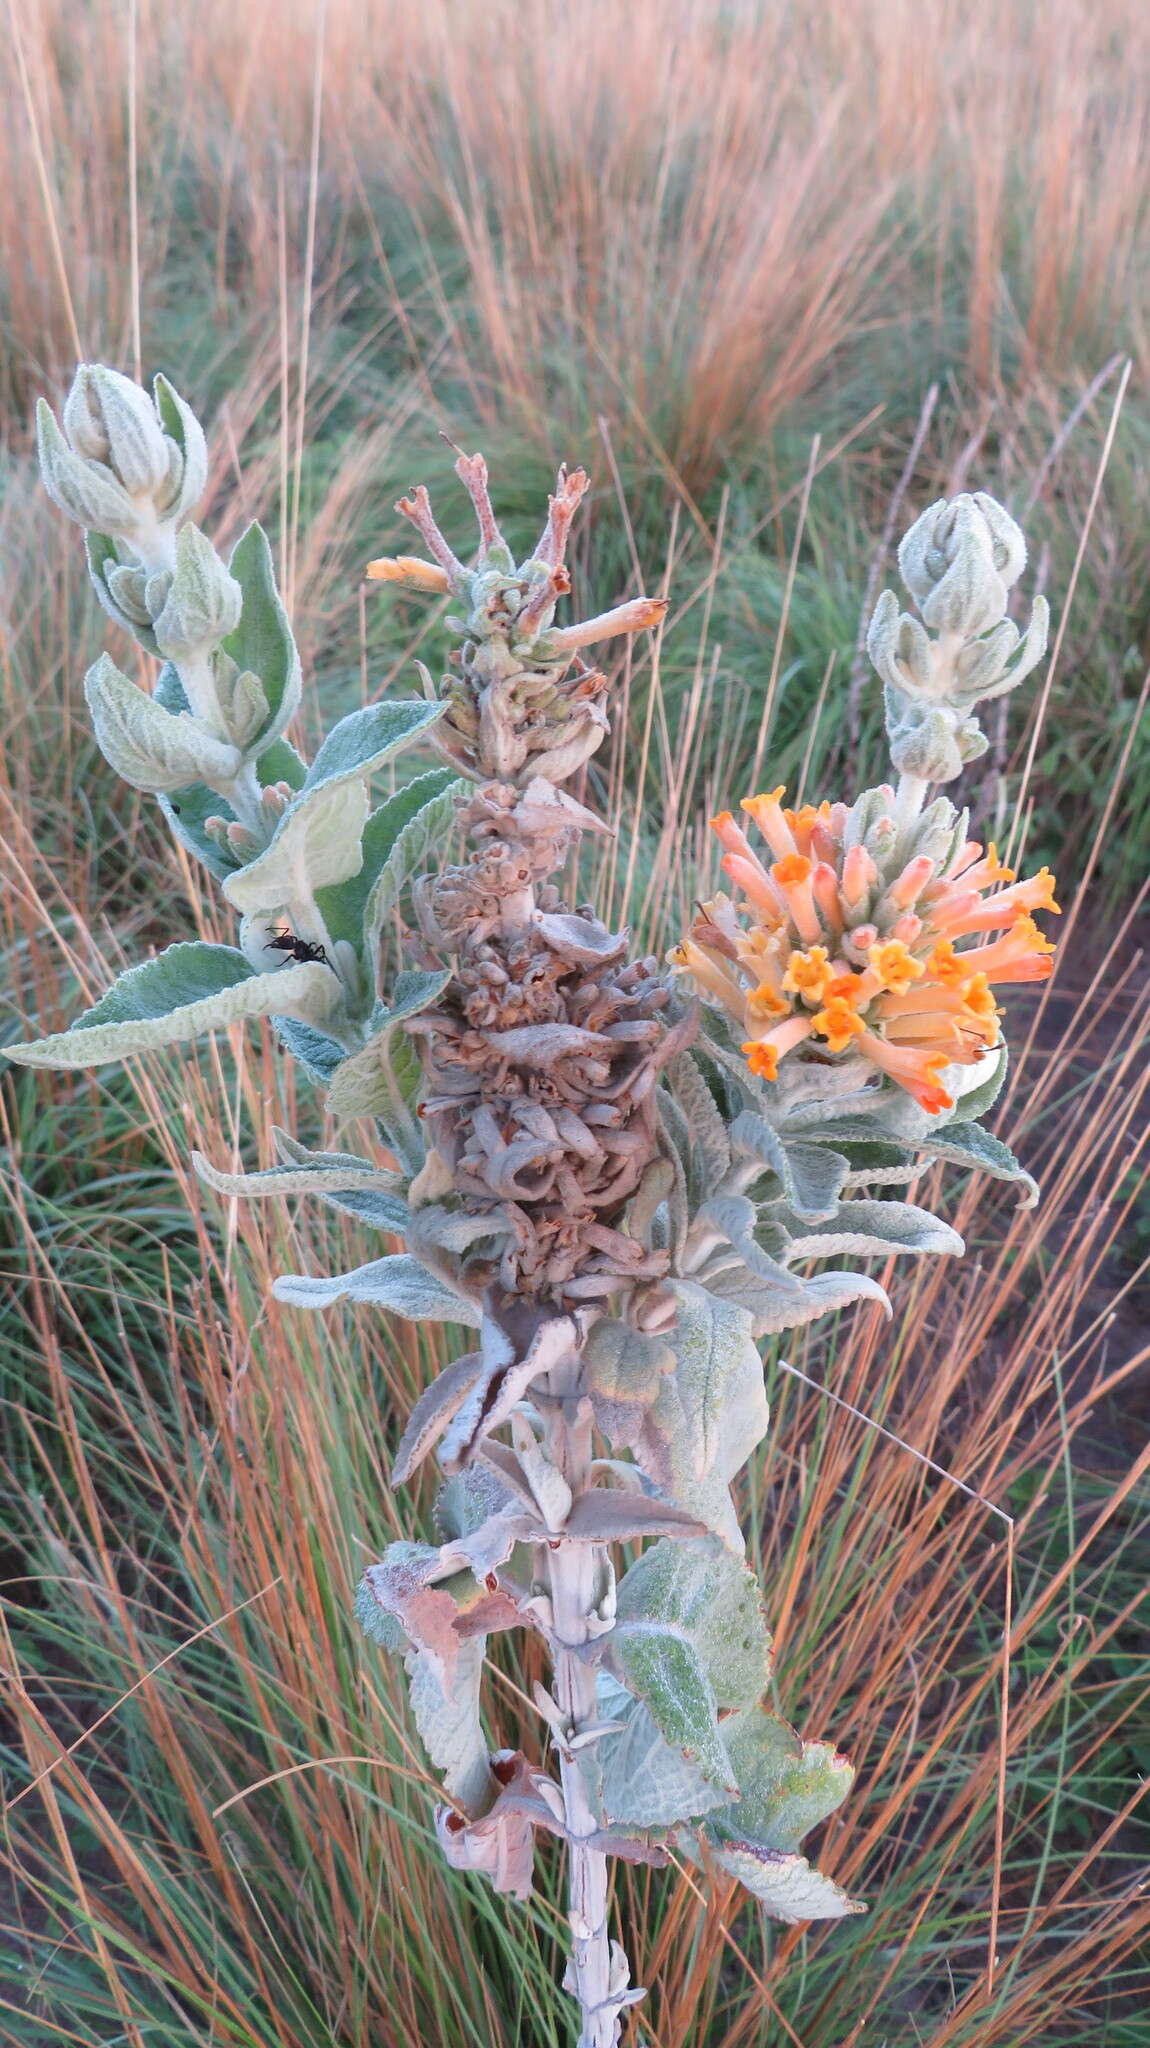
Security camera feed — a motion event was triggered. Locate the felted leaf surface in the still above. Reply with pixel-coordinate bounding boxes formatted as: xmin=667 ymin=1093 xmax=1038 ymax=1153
xmin=223 ymin=778 xmax=370 ymax=914
xmin=688 ymin=1706 xmax=864 ymax=1924
xmin=325 ymin=969 xmax=453 ymax=1143
xmin=301 ymin=699 xmax=445 ymax=795
xmin=613 ymin=1537 xmax=771 ymax=1709
xmin=222 ymin=523 xmax=301 ymax=750
xmin=608 ymin=1631 xmax=735 ymax=1793
xmin=912 ymin=1119 xmax=1038 ymax=1205
xmin=314 ymin=769 xmax=458 ymax=955
xmin=595 ymin=1677 xmax=727 ymax=1830
xmin=592 ymin=1284 xmax=768 ymax=1553
xmin=705 ymin=1266 xmax=891 ymax=1335
xmin=192 ymin=1146 xmax=409 ymax=1233
xmin=406 ymin=1637 xmax=492 ymax=1811
xmin=439 ymin=1309 xmax=578 ymax=1471
xmin=392 ymin=1353 xmax=486 ymax=1485
xmin=364 ymin=774 xmax=464 ymax=970
xmin=776 ymin=1198 xmax=964 ymax=1262
xmin=272 ymin=1252 xmax=480 ymax=1326
xmin=728 ymin=1112 xmax=850 ymax=1222
xmin=83 ymin=655 xmax=242 ymax=794
xmin=7 ymin=945 xmax=334 ymax=1069
xmin=273 ymin=1017 xmax=346 ymax=1084
xmin=701 ymin=1840 xmax=864 ymax=1924
xmin=708 ymin=1709 xmax=854 ymax=1854
xmin=665 ymin=1053 xmax=731 ymax=1207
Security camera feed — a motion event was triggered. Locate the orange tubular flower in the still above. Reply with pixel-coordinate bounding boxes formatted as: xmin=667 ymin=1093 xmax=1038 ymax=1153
xmin=670 ymin=786 xmax=1060 ymax=1115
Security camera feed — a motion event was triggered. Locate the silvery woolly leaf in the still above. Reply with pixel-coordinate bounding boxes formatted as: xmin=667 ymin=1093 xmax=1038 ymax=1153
xmin=406 ymin=1637 xmax=492 ymax=1812
xmin=150 ymin=523 xmax=242 ymax=660
xmin=64 ymin=364 xmax=171 ymax=496
xmin=614 ymin=1282 xmax=769 ymax=1554
xmin=696 ymin=1196 xmax=806 ymax=1293
xmin=699 ymin=1840 xmax=864 ymax=1924
xmin=911 ymin=1119 xmax=1038 ymax=1207
xmin=392 ymin=1353 xmax=487 ymax=1486
xmin=727 ymin=1112 xmax=850 ymax=1221
xmin=6 ymin=944 xmax=334 ymax=1070
xmin=272 ymin=1252 xmax=481 ymax=1327
xmin=355 ymin=1540 xmax=520 ymax=1697
xmin=689 ymin=1706 xmax=863 ymax=1924
xmin=705 ymin=1265 xmax=890 ymax=1335
xmin=362 ymin=774 xmax=464 ymax=978
xmin=152 ymin=373 xmax=208 ymax=520
xmin=83 ymin=653 xmax=242 ymax=795
xmin=223 ymin=778 xmax=370 ymax=915
xmin=595 ymin=1676 xmax=727 ymax=1830
xmin=776 ymin=1198 xmax=964 ymax=1262
xmin=273 ymin=1017 xmax=345 ymax=1084
xmin=562 ymin=1493 xmax=708 ymax=1543
xmin=314 ymin=769 xmax=458 ymax=962
xmin=664 ymin=1053 xmax=731 ymax=1206
xmin=221 ymin=523 xmax=301 ymax=751
xmin=38 ymin=400 xmax=139 ymax=534
xmin=323 ymin=966 xmax=452 ymax=1163
xmin=439 ymin=1309 xmax=578 ymax=1472
xmin=613 ymin=1537 xmax=771 ymax=1711
xmin=301 ymin=699 xmax=446 ymax=798
xmin=191 ymin=1145 xmax=409 ymax=1233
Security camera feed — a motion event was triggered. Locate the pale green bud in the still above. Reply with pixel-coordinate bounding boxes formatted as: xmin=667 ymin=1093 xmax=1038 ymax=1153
xmin=151 ymin=524 xmax=242 ymax=660
xmin=62 ymin=365 xmax=172 ymax=498
xmin=83 ymin=653 xmax=242 ymax=794
xmin=37 ymin=401 xmax=138 ymax=536
xmin=152 ymin=373 xmax=208 ymax=520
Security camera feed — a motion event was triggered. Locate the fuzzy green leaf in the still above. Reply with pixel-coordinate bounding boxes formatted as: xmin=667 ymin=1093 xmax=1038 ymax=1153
xmin=315 ymin=768 xmax=459 ymax=955
xmin=690 ymin=1707 xmax=864 ymax=1924
xmin=6 ymin=944 xmax=335 ymax=1070
xmin=301 ymin=699 xmax=445 ymax=796
xmin=595 ymin=1677 xmax=727 ymax=1830
xmin=614 ymin=1537 xmax=771 ymax=1710
xmin=223 ymin=779 xmax=370 ymax=915
xmin=222 ymin=524 xmax=301 ymax=751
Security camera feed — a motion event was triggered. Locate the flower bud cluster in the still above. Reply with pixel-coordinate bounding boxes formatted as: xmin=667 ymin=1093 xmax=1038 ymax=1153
xmin=37 ymin=367 xmax=298 ymax=835
xmin=38 ymin=364 xmax=205 ymax=573
xmin=867 ymin=492 xmax=1049 ymax=783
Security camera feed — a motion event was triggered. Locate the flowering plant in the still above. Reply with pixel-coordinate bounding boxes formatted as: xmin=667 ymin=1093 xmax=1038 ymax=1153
xmin=13 ymin=369 xmax=1055 ymax=2046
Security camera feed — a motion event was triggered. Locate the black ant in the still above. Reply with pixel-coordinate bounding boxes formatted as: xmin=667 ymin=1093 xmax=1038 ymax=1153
xmin=265 ymin=926 xmax=329 ymax=967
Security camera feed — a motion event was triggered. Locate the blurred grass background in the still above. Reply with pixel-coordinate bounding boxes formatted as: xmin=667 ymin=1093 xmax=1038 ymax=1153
xmin=1 ymin=0 xmax=1148 ymax=2042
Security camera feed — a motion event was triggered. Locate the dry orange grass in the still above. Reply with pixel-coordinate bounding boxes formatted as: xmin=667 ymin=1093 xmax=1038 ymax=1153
xmin=4 ymin=0 xmax=1150 ymax=478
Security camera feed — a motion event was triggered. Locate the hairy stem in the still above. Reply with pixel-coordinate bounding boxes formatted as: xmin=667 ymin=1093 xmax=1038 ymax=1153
xmin=545 ymin=1357 xmax=622 ymax=2048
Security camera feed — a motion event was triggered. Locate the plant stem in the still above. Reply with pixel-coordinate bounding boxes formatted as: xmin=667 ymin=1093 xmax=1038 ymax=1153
xmin=545 ymin=1356 xmax=622 ymax=2048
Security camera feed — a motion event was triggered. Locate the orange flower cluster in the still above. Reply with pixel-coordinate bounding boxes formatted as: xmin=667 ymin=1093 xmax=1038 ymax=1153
xmin=669 ymin=788 xmax=1059 ymax=1114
